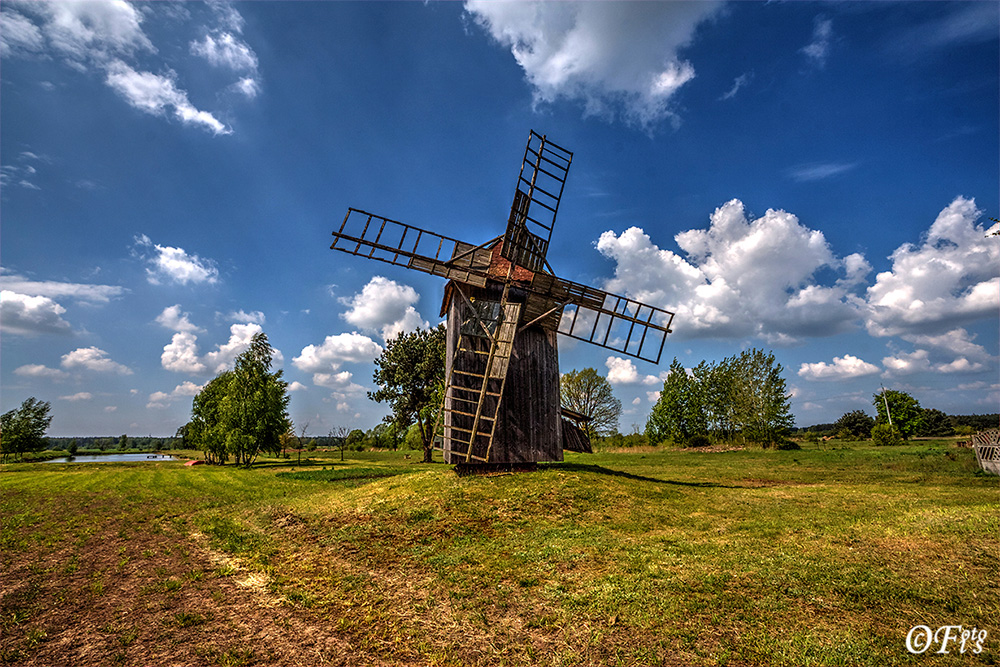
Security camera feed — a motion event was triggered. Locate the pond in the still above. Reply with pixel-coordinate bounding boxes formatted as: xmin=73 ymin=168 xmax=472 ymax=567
xmin=46 ymin=453 xmax=176 ymax=464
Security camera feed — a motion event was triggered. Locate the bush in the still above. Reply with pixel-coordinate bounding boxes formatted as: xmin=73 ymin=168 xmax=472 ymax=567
xmin=686 ymin=434 xmax=711 ymax=448
xmin=776 ymin=440 xmax=801 ymax=450
xmin=872 ymin=423 xmax=904 ymax=446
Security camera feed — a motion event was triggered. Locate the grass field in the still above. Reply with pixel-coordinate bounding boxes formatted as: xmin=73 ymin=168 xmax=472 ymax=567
xmin=1 ymin=441 xmax=996 ymax=666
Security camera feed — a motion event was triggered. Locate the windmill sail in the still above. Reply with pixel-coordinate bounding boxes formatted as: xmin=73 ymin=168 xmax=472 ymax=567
xmin=331 ymin=208 xmax=495 ymax=287
xmin=501 ymin=131 xmax=573 ymax=273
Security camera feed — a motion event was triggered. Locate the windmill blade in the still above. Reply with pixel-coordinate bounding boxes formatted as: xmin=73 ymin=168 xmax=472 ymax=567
xmin=523 ymin=274 xmax=674 ymax=365
xmin=433 ymin=284 xmax=521 ymax=463
xmin=331 ymin=208 xmax=495 ymax=287
xmin=500 ymin=131 xmax=573 ymax=273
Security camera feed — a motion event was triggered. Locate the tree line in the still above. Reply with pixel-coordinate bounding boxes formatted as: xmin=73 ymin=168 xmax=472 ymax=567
xmin=645 ymin=348 xmax=794 ymax=448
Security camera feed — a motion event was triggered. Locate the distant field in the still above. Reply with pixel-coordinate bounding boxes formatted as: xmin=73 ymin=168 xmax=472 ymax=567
xmin=1 ymin=441 xmax=996 ymax=666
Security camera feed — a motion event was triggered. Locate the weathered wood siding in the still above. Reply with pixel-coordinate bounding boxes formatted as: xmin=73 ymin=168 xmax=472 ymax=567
xmin=444 ymin=282 xmax=563 ymax=464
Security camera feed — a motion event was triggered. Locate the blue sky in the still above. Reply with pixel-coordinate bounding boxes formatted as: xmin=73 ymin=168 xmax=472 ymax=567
xmin=2 ymin=1 xmax=997 ymax=437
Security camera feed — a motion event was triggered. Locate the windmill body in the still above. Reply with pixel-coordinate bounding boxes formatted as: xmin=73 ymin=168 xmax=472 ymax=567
xmin=331 ymin=131 xmax=675 ymax=466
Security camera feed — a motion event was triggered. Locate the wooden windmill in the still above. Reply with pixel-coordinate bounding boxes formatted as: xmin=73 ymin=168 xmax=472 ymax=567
xmin=331 ymin=131 xmax=674 ymax=466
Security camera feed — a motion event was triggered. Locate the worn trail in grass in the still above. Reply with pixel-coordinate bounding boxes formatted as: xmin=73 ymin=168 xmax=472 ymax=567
xmin=1 ymin=443 xmax=996 ymax=666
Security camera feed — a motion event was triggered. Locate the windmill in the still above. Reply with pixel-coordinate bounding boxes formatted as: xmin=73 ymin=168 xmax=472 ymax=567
xmin=331 ymin=131 xmax=675 ymax=467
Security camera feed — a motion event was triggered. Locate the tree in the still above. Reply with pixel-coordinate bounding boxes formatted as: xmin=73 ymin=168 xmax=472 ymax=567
xmin=1 ymin=397 xmax=53 ymax=463
xmin=369 ymin=324 xmax=446 ymax=463
xmin=916 ymin=408 xmax=954 ymax=437
xmin=731 ymin=348 xmax=794 ymax=446
xmin=873 ymin=389 xmax=923 ymax=440
xmin=189 ymin=332 xmax=290 ymax=466
xmin=646 ymin=358 xmax=698 ymax=445
xmin=834 ymin=410 xmax=875 ymax=440
xmin=560 ymin=368 xmax=622 ymax=441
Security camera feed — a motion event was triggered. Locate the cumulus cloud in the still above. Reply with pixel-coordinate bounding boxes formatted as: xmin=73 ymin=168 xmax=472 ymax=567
xmin=882 ymin=328 xmax=993 ymax=377
xmin=293 ymin=332 xmax=383 ymax=387
xmin=293 ymin=333 xmax=384 ymax=373
xmin=465 ymin=1 xmax=722 ymax=128
xmin=161 ymin=332 xmax=207 ymax=374
xmin=225 ymin=309 xmax=265 ymax=325
xmin=156 ymin=304 xmax=203 ymax=333
xmin=341 ymin=276 xmax=428 ymax=341
xmin=61 ymin=346 xmax=132 ymax=375
xmin=605 ymin=356 xmax=661 ymax=386
xmin=160 ymin=320 xmax=282 ymax=376
xmin=146 ymin=381 xmax=205 ymax=409
xmin=798 ymin=355 xmax=880 ymax=381
xmin=865 ymin=197 xmax=999 ymax=337
xmin=3 ymin=0 xmax=154 ymax=64
xmin=134 ymin=235 xmax=220 ymax=286
xmin=597 ymin=199 xmax=863 ymax=342
xmin=287 ymin=381 xmax=307 ymax=392
xmin=1 ymin=290 xmax=72 ymax=335
xmin=190 ymin=32 xmax=257 ymax=71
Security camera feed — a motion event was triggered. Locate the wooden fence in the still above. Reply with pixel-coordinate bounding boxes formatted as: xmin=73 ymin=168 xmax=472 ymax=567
xmin=972 ymin=429 xmax=1000 ymax=475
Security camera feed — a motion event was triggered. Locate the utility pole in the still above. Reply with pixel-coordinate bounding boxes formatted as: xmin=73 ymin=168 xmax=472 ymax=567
xmin=880 ymin=384 xmax=893 ymax=426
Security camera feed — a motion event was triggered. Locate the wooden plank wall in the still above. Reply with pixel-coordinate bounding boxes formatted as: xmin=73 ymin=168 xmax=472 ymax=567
xmin=444 ymin=283 xmax=563 ymax=464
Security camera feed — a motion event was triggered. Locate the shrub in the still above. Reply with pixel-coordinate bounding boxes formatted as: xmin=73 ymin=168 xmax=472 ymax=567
xmin=872 ymin=422 xmax=904 ymax=446
xmin=686 ymin=434 xmax=711 ymax=448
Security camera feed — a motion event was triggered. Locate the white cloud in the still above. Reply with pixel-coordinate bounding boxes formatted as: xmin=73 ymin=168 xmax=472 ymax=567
xmin=881 ymin=349 xmax=931 ymax=376
xmin=465 ymin=1 xmax=722 ymax=128
xmin=287 ymin=381 xmax=308 ymax=392
xmin=341 ymin=276 xmax=429 ymax=341
xmin=204 ymin=323 xmax=267 ymax=373
xmin=59 ymin=392 xmax=93 ymax=402
xmin=232 ymin=76 xmax=260 ymax=99
xmin=156 ymin=305 xmax=203 ymax=333
xmin=225 ymin=309 xmax=265 ymax=325
xmin=8 ymin=0 xmax=154 ymax=65
xmin=865 ymin=197 xmax=999 ymax=337
xmin=801 ymin=17 xmax=833 ymax=67
xmin=161 ymin=332 xmax=207 ymax=374
xmin=160 ymin=323 xmax=282 ymax=375
xmin=14 ymin=364 xmax=70 ymax=381
xmin=134 ymin=235 xmax=220 ymax=286
xmin=293 ymin=332 xmax=383 ymax=387
xmin=105 ymin=60 xmax=230 ymax=135
xmin=190 ymin=32 xmax=257 ymax=71
xmin=0 ymin=272 xmax=125 ymax=303
xmin=61 ymin=346 xmax=132 ymax=375
xmin=1 ymin=290 xmax=72 ymax=335
xmin=146 ymin=380 xmax=204 ymax=409
xmin=605 ymin=356 xmax=640 ymax=385
xmin=0 ymin=8 xmax=45 ymax=58
xmin=798 ymin=355 xmax=880 ymax=381
xmin=597 ymin=199 xmax=862 ymax=342
xmin=1 ymin=1 xmax=259 ymax=136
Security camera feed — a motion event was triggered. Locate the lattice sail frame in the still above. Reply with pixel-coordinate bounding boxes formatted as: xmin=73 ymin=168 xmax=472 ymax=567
xmin=330 ymin=131 xmax=676 ymax=462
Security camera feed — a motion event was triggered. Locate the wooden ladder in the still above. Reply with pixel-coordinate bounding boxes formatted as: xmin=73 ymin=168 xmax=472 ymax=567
xmin=434 ymin=291 xmax=520 ymax=463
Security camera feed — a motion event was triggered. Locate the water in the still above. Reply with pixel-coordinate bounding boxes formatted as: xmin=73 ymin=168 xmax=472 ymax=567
xmin=46 ymin=453 xmax=176 ymax=463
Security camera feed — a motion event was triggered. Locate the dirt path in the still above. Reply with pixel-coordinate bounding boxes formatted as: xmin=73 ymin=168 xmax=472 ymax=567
xmin=1 ymin=507 xmax=382 ymax=666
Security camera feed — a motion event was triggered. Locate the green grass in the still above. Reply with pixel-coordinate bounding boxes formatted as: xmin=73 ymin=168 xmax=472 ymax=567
xmin=1 ymin=443 xmax=996 ymax=665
